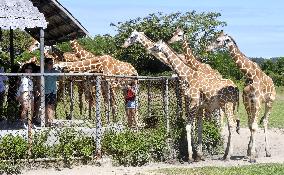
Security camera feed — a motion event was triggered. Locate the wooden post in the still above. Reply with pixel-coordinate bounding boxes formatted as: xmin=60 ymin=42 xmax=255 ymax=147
xmin=95 ymin=76 xmax=102 ymax=158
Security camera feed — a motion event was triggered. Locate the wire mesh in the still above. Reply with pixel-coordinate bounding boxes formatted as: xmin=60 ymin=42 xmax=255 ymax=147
xmin=0 ymin=73 xmax=184 ymax=164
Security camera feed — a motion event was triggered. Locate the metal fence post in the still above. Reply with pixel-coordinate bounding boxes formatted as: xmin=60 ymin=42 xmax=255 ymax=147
xmin=164 ymin=78 xmax=169 ymax=134
xmin=95 ymin=75 xmax=102 ymax=158
xmin=175 ymin=77 xmax=182 ymax=118
xmin=39 ymin=28 xmax=45 ymax=127
xmin=147 ymin=80 xmax=151 ymax=118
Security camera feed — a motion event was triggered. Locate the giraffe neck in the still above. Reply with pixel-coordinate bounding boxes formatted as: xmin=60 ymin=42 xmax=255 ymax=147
xmin=70 ymin=40 xmax=94 ymax=60
xmin=161 ymin=43 xmax=194 ymax=78
xmin=228 ymin=44 xmax=261 ymax=80
xmin=139 ymin=34 xmax=169 ymax=65
xmin=182 ymin=37 xmax=200 ymax=70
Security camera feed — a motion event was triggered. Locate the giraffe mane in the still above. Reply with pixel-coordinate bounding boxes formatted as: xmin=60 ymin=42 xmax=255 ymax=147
xmin=227 ymin=35 xmax=238 ymax=48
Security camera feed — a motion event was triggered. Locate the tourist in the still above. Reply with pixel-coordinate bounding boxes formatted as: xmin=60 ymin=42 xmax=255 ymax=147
xmin=124 ymin=80 xmax=138 ymax=128
xmin=44 ymin=57 xmax=60 ymax=127
xmin=16 ymin=63 xmax=34 ymax=129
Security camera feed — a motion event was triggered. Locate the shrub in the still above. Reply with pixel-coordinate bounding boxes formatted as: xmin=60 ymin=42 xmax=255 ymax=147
xmin=0 ymin=134 xmax=28 ymax=160
xmin=102 ymin=128 xmax=167 ymax=166
xmin=31 ymin=130 xmax=51 ymax=159
xmin=52 ymin=128 xmax=95 ymax=166
xmin=171 ymin=116 xmax=223 ymax=161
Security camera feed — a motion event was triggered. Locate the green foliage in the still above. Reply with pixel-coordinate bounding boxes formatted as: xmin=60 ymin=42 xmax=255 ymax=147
xmin=200 ymin=120 xmax=223 ymax=155
xmin=0 ymin=134 xmax=28 ymax=160
xmin=93 ymin=11 xmax=226 ymax=75
xmin=171 ymin=116 xmax=223 ymax=161
xmin=52 ymin=128 xmax=95 ymax=166
xmin=261 ymin=57 xmax=284 ymax=86
xmin=206 ymin=51 xmax=243 ymax=81
xmin=102 ymin=128 xmax=167 ymax=166
xmin=0 ymin=161 xmax=21 ymax=175
xmin=0 ymin=29 xmax=33 ymax=56
xmin=31 ymin=130 xmax=51 ymax=159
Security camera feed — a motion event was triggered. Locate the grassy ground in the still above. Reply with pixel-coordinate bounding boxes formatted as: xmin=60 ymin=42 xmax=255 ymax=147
xmin=153 ymin=163 xmax=284 ymax=175
xmin=238 ymin=86 xmax=284 ymax=128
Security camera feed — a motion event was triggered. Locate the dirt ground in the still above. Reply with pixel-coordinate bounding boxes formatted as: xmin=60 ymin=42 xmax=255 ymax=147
xmin=22 ymin=128 xmax=284 ymax=175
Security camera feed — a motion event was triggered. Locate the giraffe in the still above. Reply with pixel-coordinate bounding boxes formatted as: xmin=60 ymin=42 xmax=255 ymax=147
xmin=168 ymin=28 xmax=240 ymax=130
xmin=150 ymin=40 xmax=239 ymax=162
xmin=122 ymin=30 xmax=188 ymax=117
xmin=55 ymin=54 xmax=138 ymax=122
xmin=206 ymin=32 xmax=276 ymax=162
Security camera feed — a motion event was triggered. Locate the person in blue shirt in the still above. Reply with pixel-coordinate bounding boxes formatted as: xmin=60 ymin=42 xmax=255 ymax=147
xmin=0 ymin=62 xmax=8 ymax=121
xmin=44 ymin=58 xmax=60 ymax=127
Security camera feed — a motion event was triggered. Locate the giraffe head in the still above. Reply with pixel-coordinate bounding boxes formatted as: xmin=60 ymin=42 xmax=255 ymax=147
xmin=122 ymin=30 xmax=143 ymax=48
xmin=150 ymin=40 xmax=167 ymax=54
xmin=206 ymin=31 xmax=236 ymax=52
xmin=28 ymin=38 xmax=40 ymax=52
xmin=168 ymin=28 xmax=184 ymax=43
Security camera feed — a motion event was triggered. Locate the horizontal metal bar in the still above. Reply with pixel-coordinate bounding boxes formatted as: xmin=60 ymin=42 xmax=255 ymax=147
xmin=0 ymin=73 xmax=178 ymax=80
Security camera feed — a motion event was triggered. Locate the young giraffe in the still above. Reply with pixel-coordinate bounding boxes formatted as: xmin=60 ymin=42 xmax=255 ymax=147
xmin=207 ymin=32 xmax=276 ymax=162
xmin=168 ymin=28 xmax=241 ymax=130
xmin=151 ymin=40 xmax=239 ymax=162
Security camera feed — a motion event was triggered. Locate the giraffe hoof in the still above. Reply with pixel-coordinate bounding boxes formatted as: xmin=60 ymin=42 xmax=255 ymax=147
xmin=249 ymin=158 xmax=256 ymax=163
xmin=266 ymin=152 xmax=271 ymax=157
xmin=188 ymin=158 xmax=194 ymax=164
xmin=236 ymin=127 xmax=240 ymax=134
xmin=222 ymin=156 xmax=229 ymax=161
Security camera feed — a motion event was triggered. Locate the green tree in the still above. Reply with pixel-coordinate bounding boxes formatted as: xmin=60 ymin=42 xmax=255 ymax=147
xmin=111 ymin=11 xmax=226 ymax=75
xmin=0 ymin=29 xmax=37 ymax=67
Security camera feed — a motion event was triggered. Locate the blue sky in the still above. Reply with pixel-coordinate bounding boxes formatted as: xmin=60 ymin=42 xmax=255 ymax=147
xmin=59 ymin=0 xmax=284 ymax=58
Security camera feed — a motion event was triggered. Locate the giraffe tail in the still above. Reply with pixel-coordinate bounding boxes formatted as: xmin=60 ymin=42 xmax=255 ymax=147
xmin=235 ymin=87 xmax=240 ymax=134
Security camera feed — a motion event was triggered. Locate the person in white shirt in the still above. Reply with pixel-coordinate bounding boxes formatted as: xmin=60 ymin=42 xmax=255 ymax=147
xmin=0 ymin=66 xmax=8 ymax=120
xmin=16 ymin=64 xmax=34 ymax=129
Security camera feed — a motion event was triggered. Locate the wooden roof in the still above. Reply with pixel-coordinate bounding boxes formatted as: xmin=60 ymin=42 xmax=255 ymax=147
xmin=26 ymin=0 xmax=90 ymax=46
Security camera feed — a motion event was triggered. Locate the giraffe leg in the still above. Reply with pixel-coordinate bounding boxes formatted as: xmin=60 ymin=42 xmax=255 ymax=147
xmin=243 ymin=90 xmax=261 ymax=162
xmin=186 ymin=99 xmax=199 ymax=163
xmin=195 ymin=109 xmax=204 ymax=162
xmin=222 ymin=103 xmax=236 ymax=160
xmin=261 ymin=101 xmax=273 ymax=157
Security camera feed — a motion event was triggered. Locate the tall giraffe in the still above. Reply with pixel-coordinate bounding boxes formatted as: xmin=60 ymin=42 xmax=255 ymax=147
xmin=151 ymin=40 xmax=239 ymax=162
xmin=168 ymin=28 xmax=240 ymax=129
xmin=207 ymin=32 xmax=276 ymax=162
